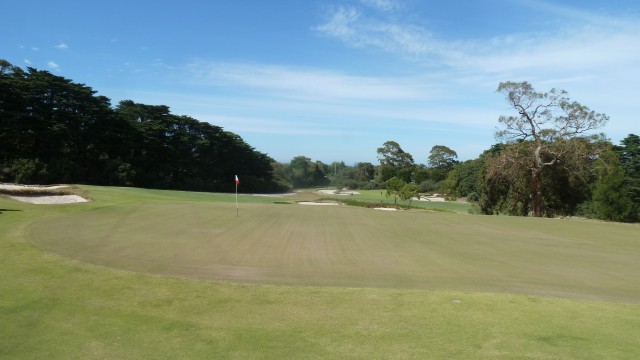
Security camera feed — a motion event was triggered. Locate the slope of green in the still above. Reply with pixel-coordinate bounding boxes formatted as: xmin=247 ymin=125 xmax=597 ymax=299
xmin=1 ymin=186 xmax=639 ymax=359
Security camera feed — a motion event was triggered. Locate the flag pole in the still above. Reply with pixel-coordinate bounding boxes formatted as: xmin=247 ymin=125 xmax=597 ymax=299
xmin=235 ymin=175 xmax=239 ymax=217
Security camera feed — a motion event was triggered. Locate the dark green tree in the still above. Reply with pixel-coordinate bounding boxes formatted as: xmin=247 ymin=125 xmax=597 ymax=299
xmin=399 ymin=183 xmax=420 ymax=205
xmin=376 ymin=141 xmax=415 ymax=182
xmin=614 ymin=134 xmax=640 ymax=219
xmin=385 ymin=176 xmax=407 ymax=204
xmin=445 ymin=157 xmax=486 ymax=200
xmin=428 ymin=145 xmax=458 ymax=171
xmin=0 ymin=59 xmax=281 ymax=193
xmin=591 ymin=149 xmax=634 ymax=221
xmin=285 ymin=156 xmax=329 ymax=188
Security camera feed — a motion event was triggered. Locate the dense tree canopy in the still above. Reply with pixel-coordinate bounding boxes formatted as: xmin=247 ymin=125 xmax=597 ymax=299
xmin=0 ymin=60 xmax=283 ymax=193
xmin=376 ymin=140 xmax=415 ymax=182
xmin=428 ymin=145 xmax=458 ymax=172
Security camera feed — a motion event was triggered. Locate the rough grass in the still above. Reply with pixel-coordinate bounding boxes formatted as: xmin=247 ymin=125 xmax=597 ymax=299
xmin=1 ymin=185 xmax=640 ymax=359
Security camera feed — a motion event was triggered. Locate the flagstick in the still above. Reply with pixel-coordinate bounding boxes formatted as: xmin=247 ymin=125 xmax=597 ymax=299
xmin=235 ymin=182 xmax=239 ymax=217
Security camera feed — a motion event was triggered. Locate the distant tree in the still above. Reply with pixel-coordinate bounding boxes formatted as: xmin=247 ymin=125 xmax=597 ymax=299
xmin=613 ymin=134 xmax=640 ymax=220
xmin=285 ymin=156 xmax=329 ymax=188
xmin=428 ymin=145 xmax=458 ymax=171
xmin=481 ymin=138 xmax=599 ymax=217
xmin=328 ymin=161 xmax=347 ymax=178
xmin=0 ymin=59 xmax=281 ymax=192
xmin=617 ymin=134 xmax=640 ymax=178
xmin=385 ymin=176 xmax=406 ymax=204
xmin=399 ymin=183 xmax=420 ymax=205
xmin=377 ymin=141 xmax=414 ymax=182
xmin=590 ymin=149 xmax=634 ymax=221
xmin=354 ymin=162 xmax=375 ymax=182
xmin=495 ymin=81 xmax=608 ymax=217
xmin=445 ymin=157 xmax=485 ymax=199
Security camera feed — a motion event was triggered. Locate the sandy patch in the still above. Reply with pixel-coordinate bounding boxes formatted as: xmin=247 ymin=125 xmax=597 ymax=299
xmin=413 ymin=196 xmax=446 ymax=202
xmin=316 ymin=189 xmax=360 ymax=196
xmin=9 ymin=195 xmax=89 ymax=204
xmin=0 ymin=183 xmax=69 ymax=191
xmin=374 ymin=207 xmax=398 ymax=211
xmin=299 ymin=202 xmax=339 ymax=206
xmin=251 ymin=193 xmax=297 ymax=197
xmin=1 ymin=183 xmax=88 ymax=204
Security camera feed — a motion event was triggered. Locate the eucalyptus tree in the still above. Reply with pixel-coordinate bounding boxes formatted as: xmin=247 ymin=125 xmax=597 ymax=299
xmin=428 ymin=145 xmax=458 ymax=171
xmin=494 ymin=81 xmax=608 ymax=217
xmin=377 ymin=140 xmax=415 ymax=182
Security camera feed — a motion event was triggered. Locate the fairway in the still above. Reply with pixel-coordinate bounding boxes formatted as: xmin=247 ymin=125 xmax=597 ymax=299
xmin=27 ymin=188 xmax=640 ymax=303
xmin=3 ymin=185 xmax=640 ymax=359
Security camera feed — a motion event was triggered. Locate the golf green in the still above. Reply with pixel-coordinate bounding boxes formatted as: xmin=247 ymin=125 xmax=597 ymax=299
xmin=27 ymin=196 xmax=640 ymax=303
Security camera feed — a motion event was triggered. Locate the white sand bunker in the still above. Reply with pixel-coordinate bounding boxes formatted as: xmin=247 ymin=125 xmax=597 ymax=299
xmin=299 ymin=201 xmax=339 ymax=206
xmin=374 ymin=207 xmax=398 ymax=211
xmin=1 ymin=183 xmax=88 ymax=204
xmin=9 ymin=194 xmax=88 ymax=204
xmin=316 ymin=189 xmax=360 ymax=196
xmin=251 ymin=192 xmax=297 ymax=197
xmin=0 ymin=184 xmax=69 ymax=191
xmin=412 ymin=196 xmax=446 ymax=202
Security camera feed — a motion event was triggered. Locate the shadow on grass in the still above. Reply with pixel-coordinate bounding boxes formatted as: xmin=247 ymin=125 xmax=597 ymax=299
xmin=0 ymin=208 xmax=22 ymax=214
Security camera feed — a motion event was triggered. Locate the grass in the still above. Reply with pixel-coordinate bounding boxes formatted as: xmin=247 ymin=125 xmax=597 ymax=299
xmin=1 ymin=185 xmax=640 ymax=359
xmin=320 ymin=188 xmax=473 ymax=213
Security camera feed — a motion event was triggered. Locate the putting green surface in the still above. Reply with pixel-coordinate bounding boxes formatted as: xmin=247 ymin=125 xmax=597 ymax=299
xmin=27 ymin=187 xmax=640 ymax=303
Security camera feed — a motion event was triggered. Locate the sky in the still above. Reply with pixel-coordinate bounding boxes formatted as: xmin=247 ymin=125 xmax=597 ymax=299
xmin=3 ymin=0 xmax=640 ymax=165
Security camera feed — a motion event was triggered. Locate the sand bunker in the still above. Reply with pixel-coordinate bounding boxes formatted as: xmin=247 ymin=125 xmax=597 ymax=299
xmin=9 ymin=194 xmax=88 ymax=204
xmin=412 ymin=196 xmax=446 ymax=202
xmin=316 ymin=189 xmax=360 ymax=196
xmin=299 ymin=202 xmax=339 ymax=206
xmin=0 ymin=184 xmax=69 ymax=191
xmin=0 ymin=183 xmax=89 ymax=204
xmin=374 ymin=207 xmax=398 ymax=211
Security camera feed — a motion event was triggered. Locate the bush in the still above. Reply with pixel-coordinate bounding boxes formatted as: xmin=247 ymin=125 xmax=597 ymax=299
xmin=418 ymin=180 xmax=443 ymax=193
xmin=5 ymin=158 xmax=49 ymax=184
xmin=467 ymin=192 xmax=480 ymax=202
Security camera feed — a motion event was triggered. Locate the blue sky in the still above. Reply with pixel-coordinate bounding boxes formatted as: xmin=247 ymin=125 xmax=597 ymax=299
xmin=4 ymin=0 xmax=640 ymax=164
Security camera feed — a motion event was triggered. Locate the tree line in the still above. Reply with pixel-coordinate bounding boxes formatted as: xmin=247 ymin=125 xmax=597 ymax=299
xmin=0 ymin=59 xmax=287 ymax=193
xmin=273 ymin=82 xmax=639 ymax=222
xmin=2 ymin=60 xmax=637 ymax=221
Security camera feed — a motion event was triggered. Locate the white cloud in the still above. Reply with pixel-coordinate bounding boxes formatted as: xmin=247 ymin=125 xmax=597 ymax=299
xmin=359 ymin=0 xmax=402 ymax=12
xmin=517 ymin=0 xmax=631 ymax=26
xmin=315 ymin=6 xmax=361 ymax=42
xmin=55 ymin=42 xmax=69 ymax=49
xmin=315 ymin=5 xmax=460 ymax=59
xmin=47 ymin=61 xmax=60 ymax=70
xmin=32 ymin=47 xmax=40 ymax=51
xmin=184 ymin=61 xmax=441 ymax=102
xmin=316 ymin=1 xmax=640 ymax=83
xmin=24 ymin=59 xmax=32 ymax=65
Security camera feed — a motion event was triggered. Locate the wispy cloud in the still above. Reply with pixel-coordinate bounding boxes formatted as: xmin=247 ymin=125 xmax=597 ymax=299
xmin=359 ymin=0 xmax=402 ymax=12
xmin=55 ymin=42 xmax=69 ymax=49
xmin=47 ymin=61 xmax=60 ymax=71
xmin=516 ymin=0 xmax=634 ymax=26
xmin=24 ymin=59 xmax=32 ymax=65
xmin=184 ymin=61 xmax=441 ymax=102
xmin=314 ymin=5 xmax=439 ymax=57
xmin=315 ymin=0 xmax=640 ymax=84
